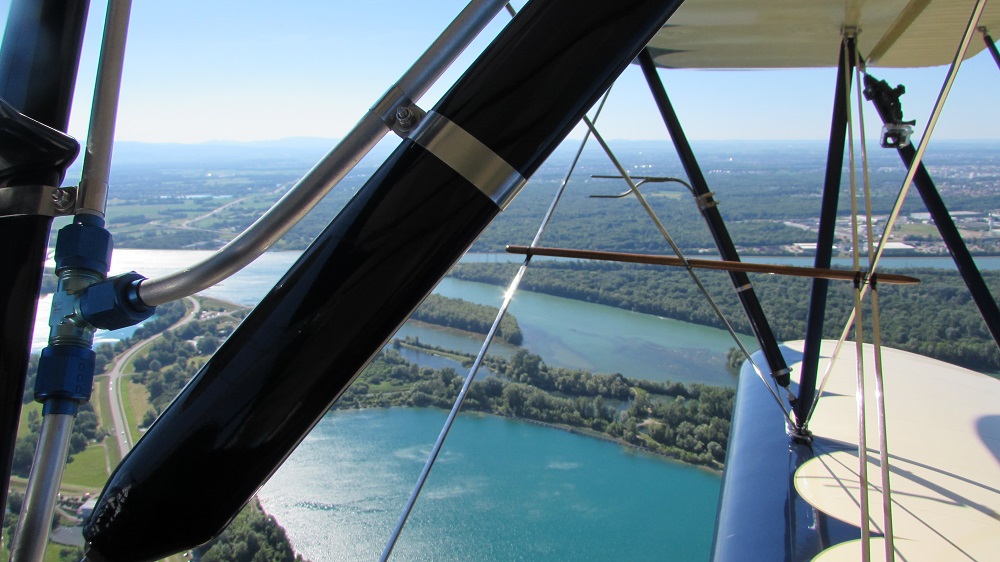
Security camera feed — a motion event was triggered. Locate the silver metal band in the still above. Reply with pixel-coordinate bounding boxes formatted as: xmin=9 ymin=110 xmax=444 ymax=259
xmin=695 ymin=191 xmax=718 ymax=211
xmin=735 ymin=283 xmax=754 ymax=293
xmin=409 ymin=110 xmax=526 ymax=209
xmin=0 ymin=185 xmax=76 ymax=218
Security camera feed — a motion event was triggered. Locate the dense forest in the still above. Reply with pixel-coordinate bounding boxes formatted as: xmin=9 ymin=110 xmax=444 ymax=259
xmin=450 ymin=260 xmax=1000 ymax=372
xmin=409 ymin=294 xmax=522 ymax=344
xmin=339 ymin=346 xmax=735 ymax=469
xmin=194 ymin=501 xmax=308 ymax=562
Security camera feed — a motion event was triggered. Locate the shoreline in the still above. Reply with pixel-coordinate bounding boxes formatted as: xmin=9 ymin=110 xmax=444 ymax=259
xmin=331 ymin=404 xmax=723 ymax=474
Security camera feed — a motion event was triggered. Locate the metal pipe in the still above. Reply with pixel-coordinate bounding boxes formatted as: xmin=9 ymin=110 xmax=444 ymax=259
xmin=8 ymin=2 xmax=132 ymax=554
xmin=77 ymin=0 xmax=132 ymax=220
xmin=796 ymin=36 xmax=855 ymax=429
xmin=636 ymin=48 xmax=791 ymax=387
xmin=870 ymin=0 xmax=989 ymax=274
xmin=9 ymin=414 xmax=75 ymax=562
xmin=136 ymin=0 xmax=509 ymax=306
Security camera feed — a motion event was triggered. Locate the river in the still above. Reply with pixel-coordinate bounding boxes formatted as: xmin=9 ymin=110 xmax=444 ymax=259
xmin=30 ymin=249 xmax=983 ymax=560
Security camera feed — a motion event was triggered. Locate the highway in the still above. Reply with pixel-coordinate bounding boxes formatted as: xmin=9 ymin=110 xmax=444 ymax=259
xmin=104 ymin=296 xmax=200 ymax=456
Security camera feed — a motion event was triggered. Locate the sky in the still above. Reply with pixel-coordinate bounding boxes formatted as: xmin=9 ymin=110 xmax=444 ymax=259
xmin=0 ymin=0 xmax=998 ymax=146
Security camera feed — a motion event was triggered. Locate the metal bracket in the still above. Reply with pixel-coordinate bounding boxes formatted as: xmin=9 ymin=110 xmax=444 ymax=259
xmin=0 ymin=185 xmax=76 ymax=217
xmin=371 ymin=85 xmax=427 ymax=137
xmin=695 ymin=191 xmax=718 ymax=211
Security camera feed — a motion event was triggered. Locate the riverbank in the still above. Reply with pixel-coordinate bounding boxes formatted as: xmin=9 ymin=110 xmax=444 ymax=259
xmin=338 ymin=346 xmax=732 ymax=471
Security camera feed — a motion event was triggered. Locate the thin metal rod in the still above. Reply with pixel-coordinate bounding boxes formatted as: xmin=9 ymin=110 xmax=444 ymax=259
xmin=76 ymin=0 xmax=132 ymax=220
xmin=636 ymin=48 xmax=792 ymax=387
xmin=869 ymin=287 xmax=895 ymax=559
xmin=981 ymin=27 xmax=1000 ymax=70
xmin=844 ymin=50 xmax=871 ymax=559
xmin=851 ymin=287 xmax=872 ymax=562
xmin=9 ymin=414 xmax=74 ymax=562
xmin=505 ymin=246 xmax=918 ymax=284
xmin=869 ymin=0 xmax=986 ymax=274
xmin=583 ymin=115 xmax=794 ymax=421
xmin=807 ymin=0 xmax=987 ymax=425
xmin=379 ymin=87 xmax=613 ymax=562
xmin=855 ymin=51 xmax=895 ymax=561
xmin=137 ymin=0 xmax=509 ymax=306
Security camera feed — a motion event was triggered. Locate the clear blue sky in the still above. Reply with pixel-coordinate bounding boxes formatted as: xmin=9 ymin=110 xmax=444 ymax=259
xmin=1 ymin=0 xmax=998 ymax=144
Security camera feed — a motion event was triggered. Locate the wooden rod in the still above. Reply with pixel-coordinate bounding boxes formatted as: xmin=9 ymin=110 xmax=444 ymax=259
xmin=505 ymin=245 xmax=920 ymax=285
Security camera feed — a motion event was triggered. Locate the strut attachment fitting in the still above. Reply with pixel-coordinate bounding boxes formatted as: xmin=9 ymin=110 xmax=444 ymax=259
xmin=862 ymin=75 xmax=916 ymax=148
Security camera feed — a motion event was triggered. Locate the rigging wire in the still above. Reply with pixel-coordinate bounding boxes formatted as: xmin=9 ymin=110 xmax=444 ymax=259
xmin=842 ymin=33 xmax=872 ymax=560
xmin=855 ymin=47 xmax=896 ymax=561
xmin=378 ymin=86 xmax=614 ymax=562
xmin=581 ymin=116 xmax=796 ymax=424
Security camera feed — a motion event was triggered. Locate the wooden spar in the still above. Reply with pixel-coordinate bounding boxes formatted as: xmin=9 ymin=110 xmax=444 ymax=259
xmin=505 ymin=245 xmax=920 ymax=285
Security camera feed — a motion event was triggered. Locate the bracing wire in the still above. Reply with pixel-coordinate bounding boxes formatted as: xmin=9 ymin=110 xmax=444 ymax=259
xmin=842 ymin=34 xmax=872 ymax=560
xmin=378 ymin=86 xmax=614 ymax=562
xmin=855 ymin=47 xmax=896 ymax=561
xmin=582 ymin=116 xmax=796 ymax=424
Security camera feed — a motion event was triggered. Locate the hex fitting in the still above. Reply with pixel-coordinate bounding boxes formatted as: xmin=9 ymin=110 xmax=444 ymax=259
xmin=80 ymin=271 xmax=156 ymax=330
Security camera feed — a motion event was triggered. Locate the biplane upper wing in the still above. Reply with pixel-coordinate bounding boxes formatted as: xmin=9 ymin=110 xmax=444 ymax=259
xmin=646 ymin=0 xmax=1000 ymax=68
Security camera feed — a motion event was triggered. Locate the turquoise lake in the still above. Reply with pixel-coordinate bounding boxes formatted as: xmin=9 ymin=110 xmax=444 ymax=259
xmin=256 ymin=408 xmax=721 ymax=561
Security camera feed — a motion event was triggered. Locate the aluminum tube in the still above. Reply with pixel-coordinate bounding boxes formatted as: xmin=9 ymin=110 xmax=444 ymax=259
xmin=77 ymin=0 xmax=132 ymax=220
xmin=9 ymin=414 xmax=75 ymax=562
xmin=136 ymin=0 xmax=509 ymax=307
xmin=395 ymin=0 xmax=508 ymax=100
xmin=137 ymin=112 xmax=388 ymax=306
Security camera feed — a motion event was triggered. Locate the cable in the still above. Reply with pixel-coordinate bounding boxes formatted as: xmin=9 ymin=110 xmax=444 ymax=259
xmin=582 ymin=116 xmax=795 ymax=424
xmin=842 ymin=34 xmax=872 ymax=559
xmin=856 ymin=46 xmax=896 ymax=562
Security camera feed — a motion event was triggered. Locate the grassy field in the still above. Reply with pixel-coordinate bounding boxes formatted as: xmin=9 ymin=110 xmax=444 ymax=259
xmin=92 ymin=376 xmax=121 ymax=464
xmin=62 ymin=444 xmax=110 ymax=489
xmin=16 ymin=401 xmax=41 ymax=438
xmin=120 ymin=377 xmax=151 ymax=446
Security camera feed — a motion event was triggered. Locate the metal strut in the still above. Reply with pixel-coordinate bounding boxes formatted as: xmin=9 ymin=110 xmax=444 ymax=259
xmin=863 ymin=72 xmax=1000 ymax=352
xmin=795 ymin=35 xmax=856 ymax=431
xmin=637 ymin=48 xmax=792 ymax=388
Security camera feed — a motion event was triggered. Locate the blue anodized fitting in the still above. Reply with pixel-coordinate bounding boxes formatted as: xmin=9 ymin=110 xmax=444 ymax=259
xmin=35 ymin=216 xmax=113 ymax=415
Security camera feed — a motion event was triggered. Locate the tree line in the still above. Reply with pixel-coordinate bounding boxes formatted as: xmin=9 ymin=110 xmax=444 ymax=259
xmin=409 ymin=294 xmax=522 ymax=344
xmin=337 ymin=347 xmax=734 ymax=469
xmin=194 ymin=501 xmax=308 ymax=562
xmin=450 ymin=260 xmax=1000 ymax=372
